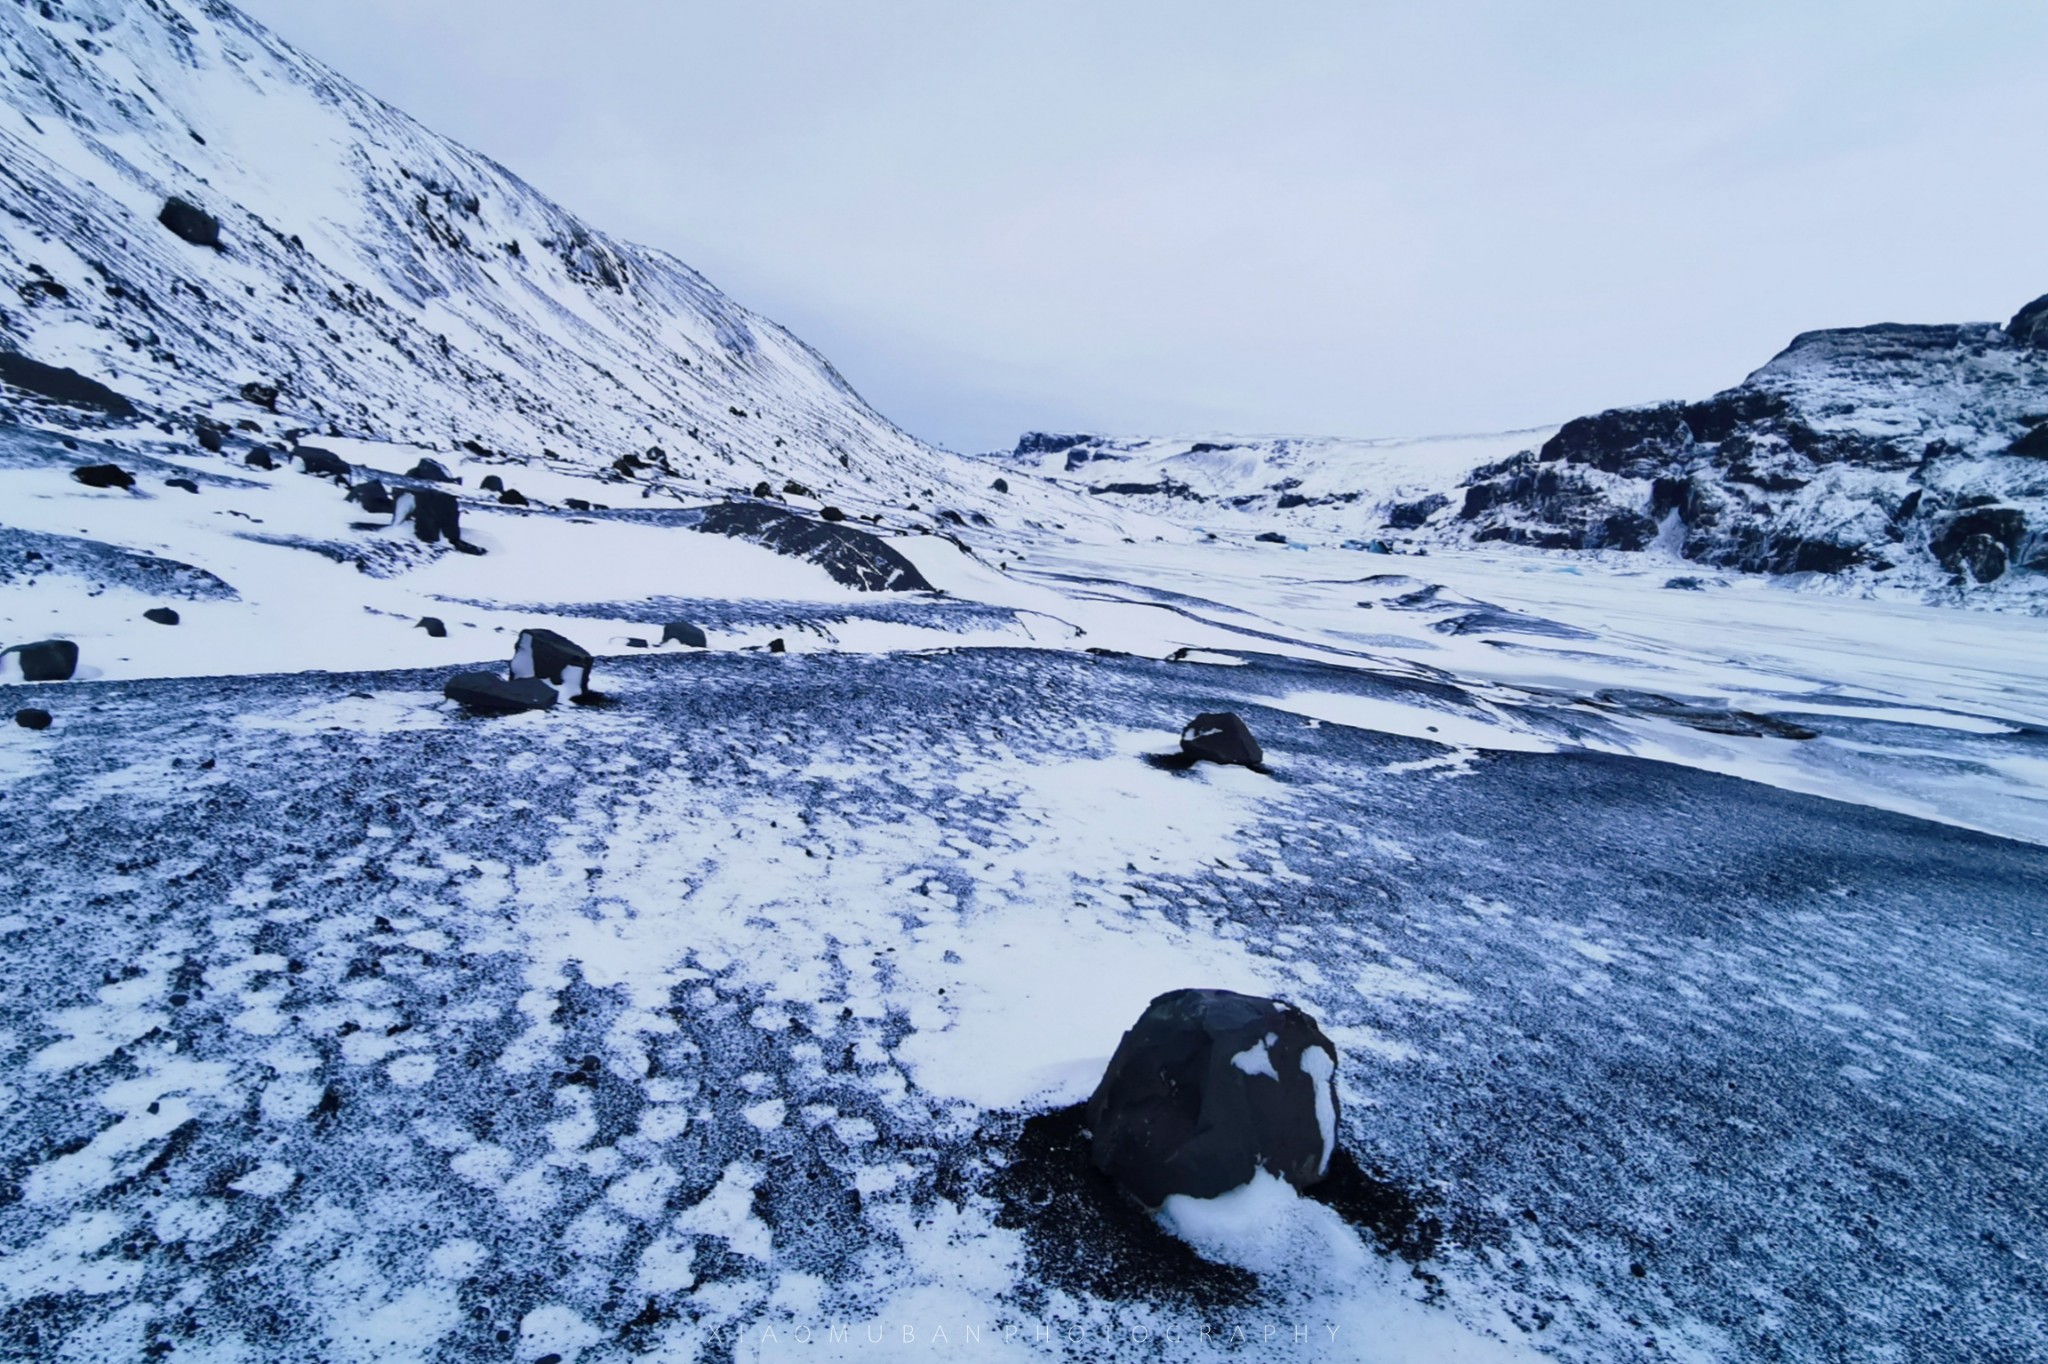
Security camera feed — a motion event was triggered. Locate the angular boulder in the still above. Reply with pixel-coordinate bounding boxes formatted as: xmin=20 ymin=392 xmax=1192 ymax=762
xmin=444 ymin=672 xmax=557 ymax=715
xmin=158 ymin=196 xmax=222 ymax=249
xmin=392 ymin=488 xmax=463 ymax=546
xmin=1180 ymin=712 xmax=1263 ymax=768
xmin=1 ymin=639 xmax=79 ymax=682
xmin=71 ymin=463 xmax=135 ymax=490
xmin=293 ymin=445 xmax=352 ymax=479
xmin=347 ymin=479 xmax=395 ymax=515
xmin=511 ymin=628 xmax=594 ymax=697
xmin=660 ymin=620 xmax=707 ymax=649
xmin=1087 ymin=988 xmax=1340 ymax=1208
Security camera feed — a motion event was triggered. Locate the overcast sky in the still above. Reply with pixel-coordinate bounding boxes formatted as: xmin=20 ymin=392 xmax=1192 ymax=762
xmin=235 ymin=0 xmax=2048 ymax=453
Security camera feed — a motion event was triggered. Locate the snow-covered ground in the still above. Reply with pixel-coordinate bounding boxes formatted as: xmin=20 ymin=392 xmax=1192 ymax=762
xmin=4 ymin=2 xmax=2047 ymax=1361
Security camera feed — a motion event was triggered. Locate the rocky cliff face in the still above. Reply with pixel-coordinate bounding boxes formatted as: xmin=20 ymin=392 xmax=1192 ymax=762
xmin=1453 ymin=299 xmax=2048 ymax=588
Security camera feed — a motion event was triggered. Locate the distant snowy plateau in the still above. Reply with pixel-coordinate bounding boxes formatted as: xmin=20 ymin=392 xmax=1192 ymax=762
xmin=2 ymin=3 xmax=2045 ymax=1363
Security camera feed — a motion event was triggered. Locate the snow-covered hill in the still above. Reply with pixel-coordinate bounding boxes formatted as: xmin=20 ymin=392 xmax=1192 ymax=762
xmin=1015 ymin=298 xmax=2048 ymax=606
xmin=0 ymin=0 xmax=987 ymax=512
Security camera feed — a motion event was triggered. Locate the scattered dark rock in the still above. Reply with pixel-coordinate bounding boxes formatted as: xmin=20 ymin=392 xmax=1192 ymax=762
xmin=14 ymin=708 xmax=52 ymax=731
xmin=1591 ymin=689 xmax=1819 ymax=740
xmin=165 ymin=477 xmax=200 ymax=494
xmin=991 ymin=477 xmax=1009 ymax=493
xmin=497 ymin=489 xmax=529 ymax=506
xmin=406 ymin=458 xmax=456 ymax=483
xmin=624 ymin=637 xmax=649 ymax=649
xmin=157 ymin=196 xmax=222 ymax=249
xmin=752 ymin=481 xmax=775 ymax=499
xmin=244 ymin=449 xmax=276 ymax=471
xmin=1180 ymin=712 xmax=1263 ymax=768
xmin=194 ymin=418 xmax=227 ymax=452
xmin=1088 ymin=988 xmax=1341 ymax=1207
xmin=443 ymin=672 xmax=557 ymax=715
xmin=143 ymin=607 xmax=181 ymax=626
xmin=240 ymin=381 xmax=279 ymax=411
xmin=1664 ymin=576 xmax=1706 ymax=590
xmin=819 ymin=505 xmax=846 ymax=522
xmin=478 ymin=474 xmax=503 ymax=493
xmin=661 ymin=620 xmax=707 ymax=649
xmin=564 ymin=498 xmax=591 ymax=511
xmin=1255 ymin=531 xmax=1288 ymax=544
xmin=0 ymin=349 xmax=138 ymax=417
xmin=416 ymin=616 xmax=448 ymax=638
xmin=767 ymin=637 xmax=787 ymax=654
xmin=70 ymin=463 xmax=135 ymax=490
xmin=1 ymin=639 xmax=79 ymax=682
xmin=782 ymin=480 xmax=811 ymax=497
xmin=511 ymin=628 xmax=594 ymax=697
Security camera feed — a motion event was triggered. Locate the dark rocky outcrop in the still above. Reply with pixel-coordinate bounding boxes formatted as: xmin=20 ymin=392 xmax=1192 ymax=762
xmin=693 ymin=502 xmax=933 ymax=592
xmin=1180 ymin=712 xmax=1263 ymax=768
xmin=1088 ymin=988 xmax=1340 ymax=1207
xmin=443 ymin=672 xmax=557 ymax=715
xmin=661 ymin=620 xmax=707 ymax=649
xmin=70 ymin=463 xmax=134 ymax=490
xmin=143 ymin=607 xmax=181 ymax=626
xmin=2009 ymin=294 xmax=2048 ymax=350
xmin=0 ymin=350 xmax=137 ymax=417
xmin=2 ymin=639 xmax=79 ymax=682
xmin=1385 ymin=493 xmax=1449 ymax=529
xmin=158 ymin=196 xmax=222 ymax=249
xmin=1451 ymin=302 xmax=2048 ymax=586
xmin=1015 ymin=432 xmax=1097 ymax=459
xmin=14 ymin=707 xmax=53 ymax=731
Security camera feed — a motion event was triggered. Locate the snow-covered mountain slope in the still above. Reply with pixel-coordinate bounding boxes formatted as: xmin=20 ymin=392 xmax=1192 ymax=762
xmin=0 ymin=0 xmax=992 ymax=512
xmin=1018 ymin=299 xmax=2048 ymax=606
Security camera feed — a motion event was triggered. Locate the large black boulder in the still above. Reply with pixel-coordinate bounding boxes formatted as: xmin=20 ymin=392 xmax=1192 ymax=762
xmin=0 ymin=350 xmax=137 ymax=418
xmin=347 ymin=480 xmax=395 ymax=515
xmin=406 ymin=458 xmax=457 ymax=483
xmin=661 ymin=620 xmax=707 ymax=649
xmin=158 ymin=196 xmax=222 ymax=249
xmin=14 ymin=708 xmax=52 ymax=731
xmin=393 ymin=488 xmax=463 ymax=546
xmin=71 ymin=463 xmax=135 ymax=490
xmin=293 ymin=445 xmax=352 ymax=479
xmin=143 ymin=607 xmax=180 ymax=626
xmin=2 ymin=639 xmax=79 ymax=682
xmin=443 ymin=672 xmax=557 ymax=715
xmin=1180 ymin=713 xmax=1263 ymax=768
xmin=511 ymin=628 xmax=594 ymax=696
xmin=1087 ymin=988 xmax=1340 ymax=1208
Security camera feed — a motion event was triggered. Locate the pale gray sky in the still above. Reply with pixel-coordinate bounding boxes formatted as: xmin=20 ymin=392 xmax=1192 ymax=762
xmin=237 ymin=0 xmax=2048 ymax=453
